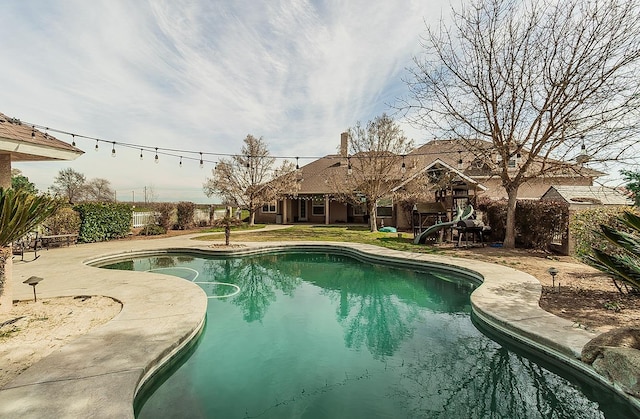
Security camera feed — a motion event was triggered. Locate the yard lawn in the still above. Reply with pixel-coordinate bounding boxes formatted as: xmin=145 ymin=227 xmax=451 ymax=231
xmin=197 ymin=224 xmax=640 ymax=333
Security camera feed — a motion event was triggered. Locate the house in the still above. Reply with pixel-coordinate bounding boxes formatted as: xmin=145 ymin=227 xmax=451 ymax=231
xmin=0 ymin=112 xmax=83 ymax=189
xmin=255 ymin=134 xmax=606 ymax=229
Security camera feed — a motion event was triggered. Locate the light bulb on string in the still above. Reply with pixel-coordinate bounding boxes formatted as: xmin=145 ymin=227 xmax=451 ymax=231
xmin=296 ymin=157 xmax=300 ymax=170
xmin=347 ymin=157 xmax=352 ymax=175
xmin=95 ymin=140 xmax=99 ymax=151
xmin=179 ymin=156 xmax=183 ymax=167
xmin=401 ymin=155 xmax=406 ymax=174
xmin=139 ymin=149 xmax=143 ymax=160
xmin=111 ymin=142 xmax=116 ymax=157
xmin=245 ymin=155 xmax=250 ymax=168
xmin=154 ymin=147 xmax=159 ymax=164
xmin=31 ymin=126 xmax=35 ymax=138
xmin=71 ymin=134 xmax=76 ymax=147
xmin=199 ymin=152 xmax=204 ymax=169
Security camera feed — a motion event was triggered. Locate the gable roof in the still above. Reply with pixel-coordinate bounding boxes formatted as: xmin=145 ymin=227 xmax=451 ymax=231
xmin=541 ymin=185 xmax=633 ymax=206
xmin=0 ymin=112 xmax=83 ymax=161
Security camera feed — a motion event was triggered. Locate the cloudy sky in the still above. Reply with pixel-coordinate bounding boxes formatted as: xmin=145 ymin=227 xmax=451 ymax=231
xmin=1 ymin=0 xmax=451 ymax=203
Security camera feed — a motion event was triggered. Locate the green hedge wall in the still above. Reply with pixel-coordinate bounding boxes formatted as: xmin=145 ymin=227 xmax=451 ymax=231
xmin=570 ymin=206 xmax=640 ymax=259
xmin=74 ymin=203 xmax=133 ymax=243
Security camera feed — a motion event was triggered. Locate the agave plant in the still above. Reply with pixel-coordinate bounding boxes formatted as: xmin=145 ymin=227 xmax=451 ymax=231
xmin=0 ymin=188 xmax=62 ymax=309
xmin=586 ymin=211 xmax=640 ymax=293
xmin=0 ymin=188 xmax=62 ymax=247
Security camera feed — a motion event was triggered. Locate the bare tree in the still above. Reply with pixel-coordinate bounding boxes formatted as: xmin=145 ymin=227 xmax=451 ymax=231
xmin=203 ymin=135 xmax=298 ymax=225
xmin=84 ymin=178 xmax=114 ymax=202
xmin=332 ymin=114 xmax=413 ymax=232
xmin=51 ymin=168 xmax=86 ymax=204
xmin=402 ymin=0 xmax=640 ymax=247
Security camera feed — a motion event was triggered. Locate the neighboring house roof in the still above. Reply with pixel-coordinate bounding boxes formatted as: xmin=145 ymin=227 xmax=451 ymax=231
xmin=541 ymin=185 xmax=633 ymax=206
xmin=407 ymin=138 xmax=604 ymax=179
xmin=0 ymin=112 xmax=83 ymax=161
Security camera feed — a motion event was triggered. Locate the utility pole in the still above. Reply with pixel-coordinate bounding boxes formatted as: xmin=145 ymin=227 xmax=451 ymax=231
xmin=132 ymin=190 xmax=135 ymax=205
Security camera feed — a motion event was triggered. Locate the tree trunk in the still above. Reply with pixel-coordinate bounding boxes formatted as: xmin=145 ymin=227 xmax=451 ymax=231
xmin=225 ymin=225 xmax=231 ymax=246
xmin=0 ymin=247 xmax=13 ymax=314
xmin=249 ymin=209 xmax=255 ymax=226
xmin=503 ymin=186 xmax=519 ymax=248
xmin=368 ymin=201 xmax=378 ymax=232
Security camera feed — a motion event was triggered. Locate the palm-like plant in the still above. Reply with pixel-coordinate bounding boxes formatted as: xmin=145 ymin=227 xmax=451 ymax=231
xmin=586 ymin=211 xmax=640 ymax=293
xmin=1 ymin=188 xmax=62 ymax=311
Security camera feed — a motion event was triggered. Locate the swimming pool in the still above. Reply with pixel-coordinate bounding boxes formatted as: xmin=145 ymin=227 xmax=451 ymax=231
xmin=101 ymin=251 xmax=636 ymax=418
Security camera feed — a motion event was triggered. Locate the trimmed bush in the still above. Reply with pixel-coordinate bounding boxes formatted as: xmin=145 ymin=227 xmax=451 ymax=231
xmin=155 ymin=202 xmax=175 ymax=230
xmin=74 ymin=203 xmax=133 ymax=243
xmin=44 ymin=206 xmax=81 ymax=235
xmin=138 ymin=224 xmax=166 ymax=236
xmin=176 ymin=201 xmax=195 ymax=230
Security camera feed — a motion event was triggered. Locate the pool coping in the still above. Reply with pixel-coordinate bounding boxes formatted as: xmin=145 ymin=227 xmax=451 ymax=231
xmin=1 ymin=235 xmax=638 ymax=417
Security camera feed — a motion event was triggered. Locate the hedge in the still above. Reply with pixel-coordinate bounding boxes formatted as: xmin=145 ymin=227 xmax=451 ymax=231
xmin=570 ymin=206 xmax=640 ymax=259
xmin=476 ymin=198 xmax=569 ymax=250
xmin=74 ymin=202 xmax=133 ymax=243
xmin=176 ymin=201 xmax=195 ymax=230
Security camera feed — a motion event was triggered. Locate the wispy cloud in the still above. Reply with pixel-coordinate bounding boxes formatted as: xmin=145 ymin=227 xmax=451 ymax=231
xmin=1 ymin=0 xmax=447 ymax=201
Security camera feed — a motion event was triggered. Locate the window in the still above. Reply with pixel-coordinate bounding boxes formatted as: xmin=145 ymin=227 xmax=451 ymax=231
xmin=353 ymin=205 xmax=366 ymax=216
xmin=262 ymin=202 xmax=277 ymax=213
xmin=312 ymin=195 xmax=325 ymax=216
xmin=376 ymin=198 xmax=393 ymax=217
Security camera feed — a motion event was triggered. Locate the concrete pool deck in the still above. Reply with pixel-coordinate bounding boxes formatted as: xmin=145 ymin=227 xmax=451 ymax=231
xmin=0 ymin=231 xmax=629 ymax=417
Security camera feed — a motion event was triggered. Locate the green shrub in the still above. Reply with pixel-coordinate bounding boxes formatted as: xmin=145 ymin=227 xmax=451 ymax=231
xmin=138 ymin=224 xmax=166 ymax=236
xmin=570 ymin=206 xmax=640 ymax=258
xmin=176 ymin=201 xmax=195 ymax=230
xmin=74 ymin=203 xmax=133 ymax=243
xmin=44 ymin=206 xmax=81 ymax=235
xmin=155 ymin=202 xmax=175 ymax=230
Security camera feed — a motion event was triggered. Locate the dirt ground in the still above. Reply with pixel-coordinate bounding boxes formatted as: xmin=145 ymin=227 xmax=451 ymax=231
xmin=1 ymin=229 xmax=637 ymax=389
xmin=442 ymin=245 xmax=640 ymax=333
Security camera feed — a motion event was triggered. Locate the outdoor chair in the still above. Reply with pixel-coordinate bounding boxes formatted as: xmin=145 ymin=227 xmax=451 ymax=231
xmin=12 ymin=231 xmax=41 ymax=261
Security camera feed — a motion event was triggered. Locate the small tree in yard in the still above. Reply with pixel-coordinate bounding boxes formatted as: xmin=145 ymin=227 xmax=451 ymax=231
xmin=213 ymin=206 xmax=243 ymax=245
xmin=403 ymin=0 xmax=640 ymax=248
xmin=587 ymin=211 xmax=640 ymax=294
xmin=332 ymin=114 xmax=413 ymax=232
xmin=203 ymin=135 xmax=298 ymax=225
xmin=0 ymin=188 xmax=61 ymax=313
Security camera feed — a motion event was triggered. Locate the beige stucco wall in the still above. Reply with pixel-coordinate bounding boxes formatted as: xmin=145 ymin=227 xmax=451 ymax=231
xmin=0 ymin=153 xmax=11 ymax=189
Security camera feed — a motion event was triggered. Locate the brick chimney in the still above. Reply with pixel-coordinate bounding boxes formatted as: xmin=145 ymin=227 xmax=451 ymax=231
xmin=340 ymin=132 xmax=348 ymax=157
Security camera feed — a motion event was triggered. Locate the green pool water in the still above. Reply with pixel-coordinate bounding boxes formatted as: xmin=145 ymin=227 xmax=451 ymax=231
xmin=101 ymin=252 xmax=636 ymax=419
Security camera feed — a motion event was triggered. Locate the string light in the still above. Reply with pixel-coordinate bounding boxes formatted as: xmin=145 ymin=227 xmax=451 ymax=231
xmin=179 ymin=156 xmax=183 ymax=167
xmin=17 ymin=119 xmax=593 ymax=174
xmin=111 ymin=142 xmax=116 ymax=157
xmin=457 ymin=151 xmax=463 ymax=169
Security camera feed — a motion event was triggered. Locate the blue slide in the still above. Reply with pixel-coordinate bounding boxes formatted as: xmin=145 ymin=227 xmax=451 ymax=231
xmin=413 ymin=206 xmax=474 ymax=245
